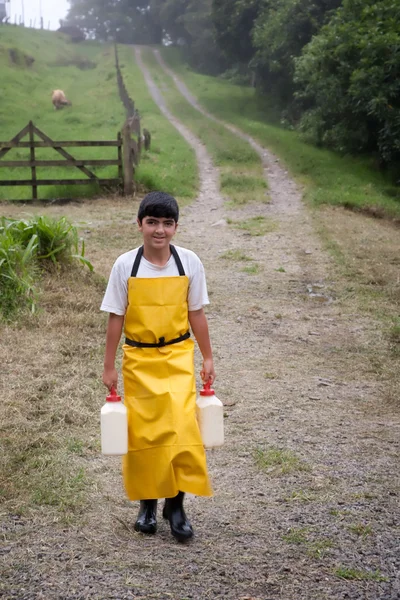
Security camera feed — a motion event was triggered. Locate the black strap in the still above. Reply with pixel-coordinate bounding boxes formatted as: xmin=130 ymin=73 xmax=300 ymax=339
xmin=125 ymin=331 xmax=190 ymax=348
xmin=130 ymin=245 xmax=185 ymax=277
xmin=131 ymin=245 xmax=144 ymax=277
xmin=170 ymin=245 xmax=185 ymax=276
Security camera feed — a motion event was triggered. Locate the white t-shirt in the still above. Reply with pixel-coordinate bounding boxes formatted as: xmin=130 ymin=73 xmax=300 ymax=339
xmin=100 ymin=245 xmax=209 ymax=316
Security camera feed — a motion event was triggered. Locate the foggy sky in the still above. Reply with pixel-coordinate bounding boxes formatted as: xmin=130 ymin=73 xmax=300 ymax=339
xmin=8 ymin=0 xmax=70 ymax=30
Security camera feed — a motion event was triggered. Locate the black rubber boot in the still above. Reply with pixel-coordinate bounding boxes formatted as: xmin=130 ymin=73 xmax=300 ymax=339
xmin=163 ymin=491 xmax=194 ymax=542
xmin=134 ymin=499 xmax=158 ymax=534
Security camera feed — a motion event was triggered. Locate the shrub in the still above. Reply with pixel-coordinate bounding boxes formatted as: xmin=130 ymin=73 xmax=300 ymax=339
xmin=295 ymin=0 xmax=400 ymax=168
xmin=0 ymin=216 xmax=92 ymax=320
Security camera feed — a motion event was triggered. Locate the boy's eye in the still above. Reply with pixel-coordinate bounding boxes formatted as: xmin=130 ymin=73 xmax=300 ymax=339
xmin=146 ymin=220 xmax=174 ymax=226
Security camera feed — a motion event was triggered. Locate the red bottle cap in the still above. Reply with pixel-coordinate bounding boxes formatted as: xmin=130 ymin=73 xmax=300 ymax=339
xmin=106 ymin=386 xmax=122 ymax=402
xmin=200 ymin=381 xmax=215 ymax=396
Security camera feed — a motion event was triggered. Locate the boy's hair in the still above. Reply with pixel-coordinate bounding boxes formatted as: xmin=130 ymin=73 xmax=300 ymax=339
xmin=137 ymin=191 xmax=179 ymax=223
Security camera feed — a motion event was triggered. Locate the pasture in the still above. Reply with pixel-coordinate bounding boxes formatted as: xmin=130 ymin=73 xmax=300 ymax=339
xmin=0 ymin=27 xmax=196 ymax=202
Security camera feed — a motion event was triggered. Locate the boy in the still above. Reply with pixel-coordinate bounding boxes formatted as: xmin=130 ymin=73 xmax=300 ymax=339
xmin=101 ymin=191 xmax=215 ymax=542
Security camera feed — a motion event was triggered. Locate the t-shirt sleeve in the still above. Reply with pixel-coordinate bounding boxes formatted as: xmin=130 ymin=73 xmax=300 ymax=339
xmin=188 ymin=256 xmax=209 ymax=311
xmin=100 ymin=260 xmax=128 ymax=315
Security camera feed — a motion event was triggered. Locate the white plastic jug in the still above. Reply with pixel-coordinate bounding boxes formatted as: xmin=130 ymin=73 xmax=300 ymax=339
xmin=196 ymin=382 xmax=224 ymax=448
xmin=101 ymin=387 xmax=128 ymax=455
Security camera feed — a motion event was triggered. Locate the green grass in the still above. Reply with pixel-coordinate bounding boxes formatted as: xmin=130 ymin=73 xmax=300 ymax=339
xmin=0 ymin=27 xmax=127 ymax=201
xmin=139 ymin=48 xmax=267 ymax=207
xmin=254 ymin=446 xmax=310 ymax=475
xmin=0 ymin=214 xmax=92 ymax=320
xmin=334 ymin=566 xmax=388 ymax=582
xmin=388 ymin=317 xmax=400 ymax=350
xmin=283 ymin=527 xmax=309 ymax=544
xmin=307 ymin=539 xmax=334 ymax=559
xmin=118 ymin=45 xmax=197 ymax=202
xmin=242 ymin=263 xmax=260 ymax=274
xmin=2 ymin=433 xmax=92 ymax=518
xmin=284 ymin=490 xmax=316 ymax=502
xmin=283 ymin=527 xmax=334 ymax=560
xmin=220 ymin=249 xmax=253 ymax=261
xmin=228 ymin=215 xmax=278 ymax=236
xmin=348 ymin=523 xmax=373 ymax=537
xmin=160 ymin=46 xmax=400 ymax=221
xmin=264 ymin=372 xmax=279 ymax=379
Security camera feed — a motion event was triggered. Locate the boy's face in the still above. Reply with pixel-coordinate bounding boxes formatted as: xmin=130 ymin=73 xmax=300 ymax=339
xmin=137 ymin=216 xmax=178 ymax=251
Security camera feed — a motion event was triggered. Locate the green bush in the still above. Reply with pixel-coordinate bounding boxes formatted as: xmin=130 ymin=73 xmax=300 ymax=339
xmin=0 ymin=216 xmax=92 ymax=320
xmin=0 ymin=229 xmax=39 ymax=318
xmin=252 ymin=0 xmax=341 ymax=106
xmin=295 ymin=0 xmax=400 ymax=167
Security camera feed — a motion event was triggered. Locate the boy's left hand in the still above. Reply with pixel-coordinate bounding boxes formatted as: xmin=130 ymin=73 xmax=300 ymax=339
xmin=201 ymin=358 xmax=215 ymax=384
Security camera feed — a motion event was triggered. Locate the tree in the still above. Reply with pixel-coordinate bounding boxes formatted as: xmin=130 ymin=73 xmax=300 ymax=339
xmin=150 ymin=0 xmax=191 ymax=45
xmin=252 ymin=0 xmax=342 ymax=104
xmin=295 ymin=0 xmax=400 ymax=167
xmin=65 ymin=0 xmax=162 ymax=44
xmin=212 ymin=0 xmax=264 ymax=65
xmin=152 ymin=0 xmax=226 ymax=74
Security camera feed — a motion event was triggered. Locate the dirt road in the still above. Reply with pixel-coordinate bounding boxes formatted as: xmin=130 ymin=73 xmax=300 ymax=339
xmin=1 ymin=47 xmax=399 ymax=600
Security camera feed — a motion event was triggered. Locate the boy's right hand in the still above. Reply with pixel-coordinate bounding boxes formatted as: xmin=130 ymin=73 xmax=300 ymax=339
xmin=102 ymin=367 xmax=118 ymax=391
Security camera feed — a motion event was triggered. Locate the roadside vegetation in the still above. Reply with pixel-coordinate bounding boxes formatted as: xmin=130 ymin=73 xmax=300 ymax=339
xmin=161 ymin=46 xmax=400 ymax=222
xmin=0 ymin=215 xmax=92 ymax=320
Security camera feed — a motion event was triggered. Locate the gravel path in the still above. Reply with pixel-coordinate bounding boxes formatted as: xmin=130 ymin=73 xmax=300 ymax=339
xmin=1 ymin=46 xmax=399 ymax=600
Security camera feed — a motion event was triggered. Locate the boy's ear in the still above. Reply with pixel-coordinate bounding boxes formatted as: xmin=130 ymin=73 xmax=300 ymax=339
xmin=136 ymin=217 xmax=142 ymax=229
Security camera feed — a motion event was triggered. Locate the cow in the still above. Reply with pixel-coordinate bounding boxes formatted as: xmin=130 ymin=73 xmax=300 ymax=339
xmin=52 ymin=89 xmax=72 ymax=110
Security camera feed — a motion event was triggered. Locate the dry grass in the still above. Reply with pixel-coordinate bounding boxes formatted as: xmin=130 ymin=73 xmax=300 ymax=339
xmin=0 ymin=196 xmax=143 ymax=519
xmin=314 ymin=205 xmax=400 ymax=407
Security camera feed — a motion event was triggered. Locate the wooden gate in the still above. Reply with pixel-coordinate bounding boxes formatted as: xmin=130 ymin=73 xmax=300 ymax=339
xmin=0 ymin=121 xmax=124 ymax=201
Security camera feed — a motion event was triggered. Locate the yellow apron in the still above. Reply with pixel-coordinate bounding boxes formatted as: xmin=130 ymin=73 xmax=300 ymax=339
xmin=122 ymin=246 xmax=212 ymax=500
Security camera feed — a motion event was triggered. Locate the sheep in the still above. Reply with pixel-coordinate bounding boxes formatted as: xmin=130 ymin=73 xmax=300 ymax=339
xmin=51 ymin=89 xmax=72 ymax=110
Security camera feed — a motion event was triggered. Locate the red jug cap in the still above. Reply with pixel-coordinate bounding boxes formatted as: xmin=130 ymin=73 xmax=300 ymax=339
xmin=200 ymin=381 xmax=215 ymax=396
xmin=106 ymin=386 xmax=122 ymax=402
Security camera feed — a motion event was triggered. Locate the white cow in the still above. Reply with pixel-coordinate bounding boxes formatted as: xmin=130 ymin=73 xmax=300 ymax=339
xmin=52 ymin=89 xmax=72 ymax=110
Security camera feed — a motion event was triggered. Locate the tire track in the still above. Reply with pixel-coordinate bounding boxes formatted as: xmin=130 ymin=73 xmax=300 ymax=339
xmin=153 ymin=48 xmax=302 ymax=218
xmin=134 ymin=46 xmax=222 ymax=207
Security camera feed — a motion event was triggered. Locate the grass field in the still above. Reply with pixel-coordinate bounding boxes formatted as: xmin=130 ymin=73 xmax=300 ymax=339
xmin=0 ymin=26 xmax=128 ymax=201
xmin=0 ymin=28 xmax=198 ymax=203
xmin=160 ymin=46 xmax=400 ymax=222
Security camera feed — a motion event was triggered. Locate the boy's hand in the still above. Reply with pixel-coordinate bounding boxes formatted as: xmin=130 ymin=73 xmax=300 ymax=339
xmin=201 ymin=358 xmax=215 ymax=385
xmin=102 ymin=367 xmax=118 ymax=391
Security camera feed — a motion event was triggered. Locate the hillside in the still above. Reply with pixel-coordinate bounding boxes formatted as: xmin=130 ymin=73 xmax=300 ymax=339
xmin=0 ymin=26 xmax=126 ymax=200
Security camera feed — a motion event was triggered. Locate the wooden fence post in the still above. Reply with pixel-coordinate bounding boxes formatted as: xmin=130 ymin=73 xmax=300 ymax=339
xmin=28 ymin=121 xmax=37 ymax=200
xmin=117 ymin=131 xmax=123 ymax=189
xmin=121 ymin=120 xmax=133 ymax=195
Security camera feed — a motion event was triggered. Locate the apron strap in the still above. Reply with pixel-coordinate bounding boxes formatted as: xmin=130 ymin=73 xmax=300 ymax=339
xmin=170 ymin=245 xmax=185 ymax=276
xmin=130 ymin=245 xmax=186 ymax=277
xmin=131 ymin=245 xmax=144 ymax=277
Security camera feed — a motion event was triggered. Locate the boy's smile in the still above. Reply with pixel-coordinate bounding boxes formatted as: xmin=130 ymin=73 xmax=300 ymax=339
xmin=138 ymin=216 xmax=178 ymax=253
